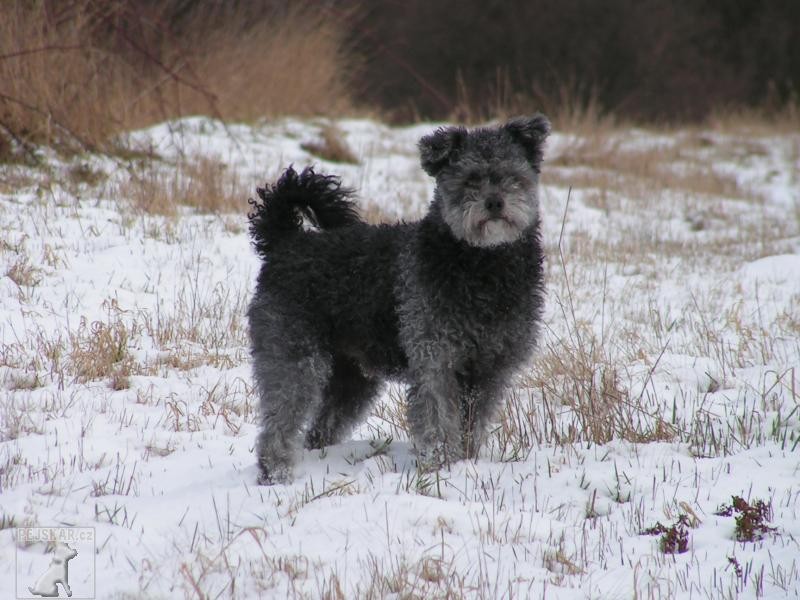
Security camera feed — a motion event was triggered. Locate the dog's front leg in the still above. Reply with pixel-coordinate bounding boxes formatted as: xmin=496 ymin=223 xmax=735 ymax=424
xmin=406 ymin=367 xmax=464 ymax=469
xmin=460 ymin=382 xmax=505 ymax=458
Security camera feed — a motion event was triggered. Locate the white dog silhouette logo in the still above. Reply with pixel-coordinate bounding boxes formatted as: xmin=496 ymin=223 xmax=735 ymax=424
xmin=28 ymin=542 xmax=78 ymax=598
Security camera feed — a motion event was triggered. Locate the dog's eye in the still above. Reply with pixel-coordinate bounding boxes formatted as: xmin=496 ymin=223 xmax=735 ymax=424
xmin=464 ymin=172 xmax=482 ymax=186
xmin=507 ymin=176 xmax=527 ymax=190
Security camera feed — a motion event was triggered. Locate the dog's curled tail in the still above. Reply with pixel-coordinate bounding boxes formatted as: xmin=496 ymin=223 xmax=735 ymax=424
xmin=247 ymin=166 xmax=361 ymax=256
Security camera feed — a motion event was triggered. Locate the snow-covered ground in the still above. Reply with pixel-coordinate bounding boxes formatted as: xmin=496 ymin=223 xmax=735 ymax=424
xmin=1 ymin=117 xmax=799 ymax=598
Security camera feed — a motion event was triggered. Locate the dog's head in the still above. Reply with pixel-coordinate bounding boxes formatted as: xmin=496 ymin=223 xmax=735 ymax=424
xmin=419 ymin=115 xmax=550 ymax=247
xmin=53 ymin=543 xmax=78 ymax=563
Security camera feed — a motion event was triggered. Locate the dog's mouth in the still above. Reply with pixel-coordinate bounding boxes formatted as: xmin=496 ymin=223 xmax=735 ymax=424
xmin=449 ymin=199 xmax=532 ymax=247
xmin=477 ymin=215 xmax=514 ymax=230
xmin=467 ymin=213 xmax=526 ymax=247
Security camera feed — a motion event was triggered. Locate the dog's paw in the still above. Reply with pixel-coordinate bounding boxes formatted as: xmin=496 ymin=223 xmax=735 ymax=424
xmin=304 ymin=427 xmax=330 ymax=450
xmin=257 ymin=465 xmax=290 ymax=486
xmin=415 ymin=442 xmax=464 ymax=472
xmin=256 ymin=471 xmax=278 ymax=486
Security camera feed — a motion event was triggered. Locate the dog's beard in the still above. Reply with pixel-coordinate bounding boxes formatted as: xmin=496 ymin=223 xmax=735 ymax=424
xmin=443 ymin=194 xmax=536 ymax=248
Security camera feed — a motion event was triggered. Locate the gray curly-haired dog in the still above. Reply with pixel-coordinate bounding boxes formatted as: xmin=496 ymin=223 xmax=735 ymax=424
xmin=248 ymin=115 xmax=550 ymax=484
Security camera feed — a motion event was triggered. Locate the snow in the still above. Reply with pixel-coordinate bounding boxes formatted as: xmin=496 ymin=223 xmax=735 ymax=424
xmin=1 ymin=117 xmax=799 ymax=598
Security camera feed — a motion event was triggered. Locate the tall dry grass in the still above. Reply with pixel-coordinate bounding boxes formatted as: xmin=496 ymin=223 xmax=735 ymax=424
xmin=0 ymin=2 xmax=129 ymax=152
xmin=185 ymin=5 xmax=355 ymax=122
xmin=450 ymin=66 xmax=799 ymax=142
xmin=0 ymin=1 xmax=356 ymax=155
xmin=450 ymin=70 xmax=616 ymax=135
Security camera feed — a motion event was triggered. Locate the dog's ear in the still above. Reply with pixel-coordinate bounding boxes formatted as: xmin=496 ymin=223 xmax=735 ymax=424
xmin=418 ymin=126 xmax=466 ymax=176
xmin=505 ymin=114 xmax=551 ymax=171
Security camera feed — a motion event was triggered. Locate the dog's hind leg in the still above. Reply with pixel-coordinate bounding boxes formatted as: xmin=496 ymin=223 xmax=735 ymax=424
xmin=252 ymin=344 xmax=331 ymax=485
xmin=305 ymin=355 xmax=380 ymax=450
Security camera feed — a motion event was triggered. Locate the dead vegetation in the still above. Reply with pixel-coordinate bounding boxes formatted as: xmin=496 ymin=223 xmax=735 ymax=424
xmin=301 ymin=125 xmax=359 ymax=164
xmin=5 ymin=255 xmax=42 ymax=292
xmin=1 ymin=260 xmax=249 ymax=392
xmin=705 ymin=103 xmax=800 ymax=137
xmin=119 ymin=154 xmax=246 ymax=216
xmin=715 ymin=496 xmax=777 ymax=542
xmin=491 ymin=194 xmax=677 ymax=459
xmin=642 ymin=514 xmax=691 ymax=554
xmin=69 ymin=317 xmax=136 ymax=389
xmin=0 ymin=1 xmax=356 ymax=157
xmin=545 ymin=132 xmax=757 ymax=204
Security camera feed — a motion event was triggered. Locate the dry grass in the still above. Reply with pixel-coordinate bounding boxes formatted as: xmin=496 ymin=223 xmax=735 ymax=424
xmin=492 ymin=299 xmax=677 ymax=460
xmin=530 ymin=89 xmax=795 ymax=208
xmin=186 ymin=7 xmax=356 ymax=123
xmin=451 ymin=71 xmax=617 ymax=137
xmin=301 ymin=125 xmax=359 ymax=164
xmin=5 ymin=255 xmax=42 ymax=291
xmin=67 ymin=162 xmax=107 ymax=189
xmin=120 ymin=154 xmax=246 ymax=215
xmin=545 ymin=133 xmax=756 ymax=203
xmin=451 ymin=68 xmax=799 ymax=143
xmin=491 ymin=154 xmax=799 ymax=461
xmin=0 ymin=1 xmax=356 ymax=156
xmin=162 ymin=378 xmax=253 ymax=435
xmin=0 ymin=397 xmax=44 ymax=442
xmin=1 ymin=245 xmax=249 ymax=396
xmin=0 ymin=167 xmax=37 ymax=193
xmin=536 ymin=83 xmax=618 ymax=138
xmin=490 ymin=196 xmax=677 ymax=460
xmin=0 ymin=1 xmax=130 ymax=152
xmin=139 ymin=274 xmax=249 ymax=356
xmin=705 ymin=102 xmax=800 ymax=136
xmin=69 ymin=317 xmax=136 ymax=388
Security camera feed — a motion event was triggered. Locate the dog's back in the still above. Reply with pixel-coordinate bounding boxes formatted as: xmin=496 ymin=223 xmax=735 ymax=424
xmin=248 ymin=165 xmax=408 ymax=374
xmin=251 ymin=218 xmax=411 ymax=377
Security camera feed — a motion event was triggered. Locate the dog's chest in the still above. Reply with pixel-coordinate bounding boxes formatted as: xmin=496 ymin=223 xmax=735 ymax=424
xmin=404 ymin=247 xmax=542 ymax=361
xmin=428 ymin=245 xmax=537 ymax=313
xmin=440 ymin=267 xmax=535 ymax=346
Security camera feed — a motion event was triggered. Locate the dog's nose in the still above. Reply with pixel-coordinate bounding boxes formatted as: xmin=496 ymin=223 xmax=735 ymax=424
xmin=485 ymin=196 xmax=504 ymax=215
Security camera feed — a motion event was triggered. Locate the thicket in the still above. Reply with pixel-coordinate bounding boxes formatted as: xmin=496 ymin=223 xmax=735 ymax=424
xmin=346 ymin=0 xmax=800 ymax=123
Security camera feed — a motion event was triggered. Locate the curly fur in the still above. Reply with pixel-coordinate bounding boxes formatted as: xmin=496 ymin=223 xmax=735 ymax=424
xmin=247 ymin=166 xmax=360 ymax=256
xmin=248 ymin=115 xmax=550 ymax=484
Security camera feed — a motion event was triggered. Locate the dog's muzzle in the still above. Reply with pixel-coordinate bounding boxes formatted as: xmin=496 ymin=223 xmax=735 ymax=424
xmin=485 ymin=195 xmax=504 ymax=216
